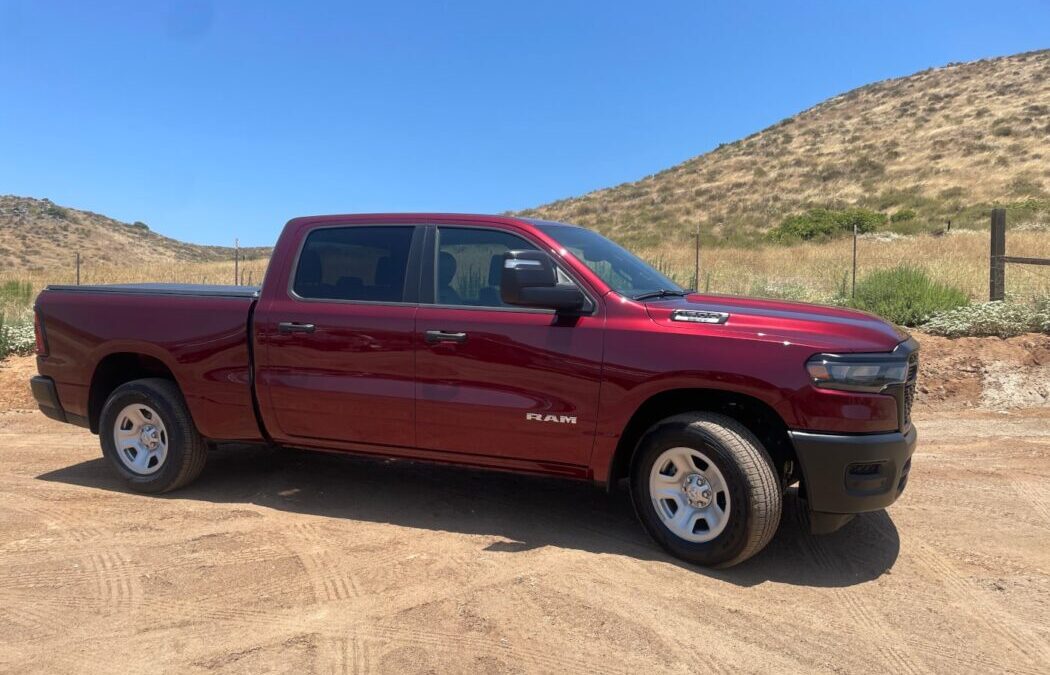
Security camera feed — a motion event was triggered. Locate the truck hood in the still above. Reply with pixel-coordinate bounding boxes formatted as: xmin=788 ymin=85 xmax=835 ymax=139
xmin=643 ymin=293 xmax=909 ymax=353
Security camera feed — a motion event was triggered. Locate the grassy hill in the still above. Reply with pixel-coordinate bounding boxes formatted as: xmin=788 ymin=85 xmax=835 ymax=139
xmin=0 ymin=195 xmax=270 ymax=272
xmin=516 ymin=49 xmax=1050 ymax=249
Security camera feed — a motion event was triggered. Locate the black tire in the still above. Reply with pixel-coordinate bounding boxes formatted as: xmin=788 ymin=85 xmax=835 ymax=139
xmin=99 ymin=378 xmax=207 ymax=494
xmin=630 ymin=412 xmax=781 ymax=568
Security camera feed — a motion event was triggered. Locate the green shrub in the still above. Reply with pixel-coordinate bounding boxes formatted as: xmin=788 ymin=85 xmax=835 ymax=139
xmin=44 ymin=203 xmax=69 ymax=219
xmin=922 ymin=301 xmax=1050 ymax=338
xmin=890 ymin=208 xmax=917 ymax=222
xmin=850 ymin=265 xmax=969 ymax=326
xmin=768 ymin=209 xmax=839 ymax=242
xmin=768 ymin=207 xmax=887 ymax=243
xmin=839 ymin=207 xmax=887 ymax=233
xmin=0 ymin=313 xmax=36 ymax=359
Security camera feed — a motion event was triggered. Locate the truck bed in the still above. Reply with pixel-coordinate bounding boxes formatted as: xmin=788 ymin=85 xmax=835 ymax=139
xmin=35 ymin=283 xmax=263 ymax=442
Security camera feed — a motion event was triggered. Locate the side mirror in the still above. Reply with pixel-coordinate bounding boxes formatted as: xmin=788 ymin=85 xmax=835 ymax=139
xmin=500 ymin=250 xmax=585 ymax=312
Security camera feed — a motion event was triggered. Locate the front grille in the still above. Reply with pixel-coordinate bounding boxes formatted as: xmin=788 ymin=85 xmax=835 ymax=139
xmin=902 ymin=356 xmax=919 ymax=426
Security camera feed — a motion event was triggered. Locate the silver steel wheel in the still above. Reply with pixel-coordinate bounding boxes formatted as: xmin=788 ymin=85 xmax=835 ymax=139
xmin=112 ymin=404 xmax=169 ymax=476
xmin=649 ymin=446 xmax=731 ymax=543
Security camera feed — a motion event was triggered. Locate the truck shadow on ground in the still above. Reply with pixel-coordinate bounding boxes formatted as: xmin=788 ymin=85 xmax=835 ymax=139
xmin=39 ymin=444 xmax=899 ymax=588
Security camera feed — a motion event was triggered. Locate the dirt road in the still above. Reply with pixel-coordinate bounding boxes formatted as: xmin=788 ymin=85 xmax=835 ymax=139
xmin=0 ymin=403 xmax=1048 ymax=674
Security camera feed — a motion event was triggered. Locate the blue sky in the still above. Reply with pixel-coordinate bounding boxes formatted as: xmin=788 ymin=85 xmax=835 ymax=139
xmin=1 ymin=1 xmax=1047 ymax=246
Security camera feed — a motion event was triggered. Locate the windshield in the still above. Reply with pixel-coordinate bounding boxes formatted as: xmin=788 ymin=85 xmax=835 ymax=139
xmin=534 ymin=222 xmax=686 ymax=298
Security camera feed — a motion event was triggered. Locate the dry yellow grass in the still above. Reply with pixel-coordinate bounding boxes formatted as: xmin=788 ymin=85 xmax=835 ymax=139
xmin=641 ymin=228 xmax=1050 ymax=303
xmin=3 ymin=230 xmax=1048 ymax=322
xmin=1 ymin=258 xmax=272 ymax=289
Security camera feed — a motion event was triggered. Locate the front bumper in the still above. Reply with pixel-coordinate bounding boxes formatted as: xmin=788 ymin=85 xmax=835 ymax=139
xmin=30 ymin=376 xmax=88 ymax=428
xmin=790 ymin=426 xmax=916 ymax=534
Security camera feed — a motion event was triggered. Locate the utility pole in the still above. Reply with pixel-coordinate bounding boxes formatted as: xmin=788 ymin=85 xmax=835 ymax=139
xmin=75 ymin=252 xmax=80 ymax=286
xmin=234 ymin=238 xmax=240 ymax=286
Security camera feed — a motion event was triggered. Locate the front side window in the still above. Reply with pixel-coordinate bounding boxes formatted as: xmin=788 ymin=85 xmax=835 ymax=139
xmin=293 ymin=226 xmax=414 ymax=302
xmin=435 ymin=227 xmax=539 ymax=307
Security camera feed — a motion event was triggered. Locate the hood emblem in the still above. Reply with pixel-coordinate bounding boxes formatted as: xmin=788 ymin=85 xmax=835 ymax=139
xmin=671 ymin=309 xmax=729 ymax=324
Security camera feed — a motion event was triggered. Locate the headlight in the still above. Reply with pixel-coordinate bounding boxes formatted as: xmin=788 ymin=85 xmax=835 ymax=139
xmin=806 ymin=353 xmax=909 ymax=393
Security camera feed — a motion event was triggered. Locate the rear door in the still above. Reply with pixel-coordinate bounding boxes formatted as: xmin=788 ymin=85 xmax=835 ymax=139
xmin=255 ymin=224 xmax=422 ymax=448
xmin=414 ymin=224 xmax=604 ymax=468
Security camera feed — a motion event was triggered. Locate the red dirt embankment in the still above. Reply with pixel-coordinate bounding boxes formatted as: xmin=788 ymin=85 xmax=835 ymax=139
xmin=912 ymin=332 xmax=1050 ymax=411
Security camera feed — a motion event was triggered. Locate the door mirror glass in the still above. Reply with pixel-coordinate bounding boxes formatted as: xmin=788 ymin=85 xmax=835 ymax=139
xmin=500 ymin=250 xmax=585 ymax=312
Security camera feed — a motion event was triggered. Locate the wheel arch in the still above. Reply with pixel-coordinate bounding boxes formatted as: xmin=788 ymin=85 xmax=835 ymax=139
xmin=606 ymin=387 xmax=797 ymax=489
xmin=88 ymin=352 xmax=179 ymax=433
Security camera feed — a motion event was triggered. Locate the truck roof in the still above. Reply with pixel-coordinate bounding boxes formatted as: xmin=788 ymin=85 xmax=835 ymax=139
xmin=285 ymin=213 xmax=581 ymax=229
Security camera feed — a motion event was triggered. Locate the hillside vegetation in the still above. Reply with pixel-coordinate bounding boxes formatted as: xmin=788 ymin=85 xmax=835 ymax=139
xmin=516 ymin=49 xmax=1050 ymax=249
xmin=0 ymin=195 xmax=269 ymax=272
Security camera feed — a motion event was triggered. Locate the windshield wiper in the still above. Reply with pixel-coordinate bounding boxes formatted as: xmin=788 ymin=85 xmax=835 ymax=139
xmin=632 ymin=289 xmax=689 ymax=301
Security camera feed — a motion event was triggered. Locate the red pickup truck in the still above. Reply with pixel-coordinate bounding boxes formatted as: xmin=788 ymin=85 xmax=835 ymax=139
xmin=31 ymin=213 xmax=918 ymax=567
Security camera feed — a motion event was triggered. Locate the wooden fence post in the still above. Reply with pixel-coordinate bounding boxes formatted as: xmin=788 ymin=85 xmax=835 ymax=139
xmin=693 ymin=223 xmax=700 ymax=291
xmin=76 ymin=252 xmax=80 ymax=286
xmin=234 ymin=238 xmax=240 ymax=287
xmin=989 ymin=208 xmax=1006 ymax=301
xmin=852 ymin=222 xmax=858 ymax=298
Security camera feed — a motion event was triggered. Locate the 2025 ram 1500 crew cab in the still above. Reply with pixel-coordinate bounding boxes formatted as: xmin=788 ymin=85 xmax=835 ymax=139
xmin=31 ymin=214 xmax=918 ymax=568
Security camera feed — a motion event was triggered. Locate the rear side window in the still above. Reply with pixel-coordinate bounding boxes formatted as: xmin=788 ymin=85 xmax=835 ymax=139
xmin=293 ymin=226 xmax=414 ymax=302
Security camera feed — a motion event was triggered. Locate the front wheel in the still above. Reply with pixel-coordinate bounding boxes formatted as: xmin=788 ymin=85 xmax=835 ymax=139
xmin=99 ymin=378 xmax=207 ymax=494
xmin=630 ymin=412 xmax=781 ymax=568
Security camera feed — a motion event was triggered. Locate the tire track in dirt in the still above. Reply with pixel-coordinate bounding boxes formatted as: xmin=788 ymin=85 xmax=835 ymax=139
xmin=147 ymin=539 xmax=293 ymax=575
xmin=581 ymin=554 xmax=806 ymax=672
xmin=0 ymin=492 xmax=109 ymax=544
xmin=863 ymin=515 xmax=1046 ymax=675
xmin=795 ymin=513 xmax=929 ymax=675
xmin=900 ymin=634 xmax=1046 ymax=675
xmin=910 ymin=542 xmax=1050 ymax=666
xmin=0 ymin=591 xmax=76 ymax=639
xmin=315 ymin=634 xmax=369 ymax=675
xmin=88 ymin=550 xmax=142 ymax=615
xmin=286 ymin=522 xmax=360 ymax=603
xmin=352 ymin=635 xmax=371 ymax=675
xmin=1008 ymin=476 xmax=1050 ymax=526
xmin=170 ymin=558 xmax=600 ymax=673
xmin=364 ymin=623 xmax=597 ymax=673
xmin=149 ymin=597 xmax=286 ymax=630
xmin=0 ymin=560 xmax=96 ymax=589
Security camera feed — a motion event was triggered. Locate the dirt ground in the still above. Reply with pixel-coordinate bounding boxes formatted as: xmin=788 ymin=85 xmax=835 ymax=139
xmin=0 ymin=336 xmax=1048 ymax=674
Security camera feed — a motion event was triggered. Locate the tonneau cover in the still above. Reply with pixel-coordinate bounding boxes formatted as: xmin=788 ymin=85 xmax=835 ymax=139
xmin=45 ymin=283 xmax=260 ymax=299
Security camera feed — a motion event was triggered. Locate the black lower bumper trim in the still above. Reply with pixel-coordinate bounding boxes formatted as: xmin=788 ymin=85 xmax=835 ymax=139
xmin=30 ymin=375 xmax=88 ymax=428
xmin=790 ymin=426 xmax=917 ymax=531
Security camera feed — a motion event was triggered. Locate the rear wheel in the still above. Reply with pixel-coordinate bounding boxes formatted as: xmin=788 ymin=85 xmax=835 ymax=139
xmin=630 ymin=412 xmax=781 ymax=568
xmin=99 ymin=378 xmax=207 ymax=493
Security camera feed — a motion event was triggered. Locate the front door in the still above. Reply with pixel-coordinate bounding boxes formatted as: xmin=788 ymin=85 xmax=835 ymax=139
xmin=255 ymin=224 xmax=422 ymax=449
xmin=414 ymin=225 xmax=604 ymax=468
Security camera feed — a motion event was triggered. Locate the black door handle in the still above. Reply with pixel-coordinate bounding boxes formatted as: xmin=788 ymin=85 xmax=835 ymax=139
xmin=278 ymin=322 xmax=316 ymax=334
xmin=425 ymin=330 xmax=468 ymax=344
